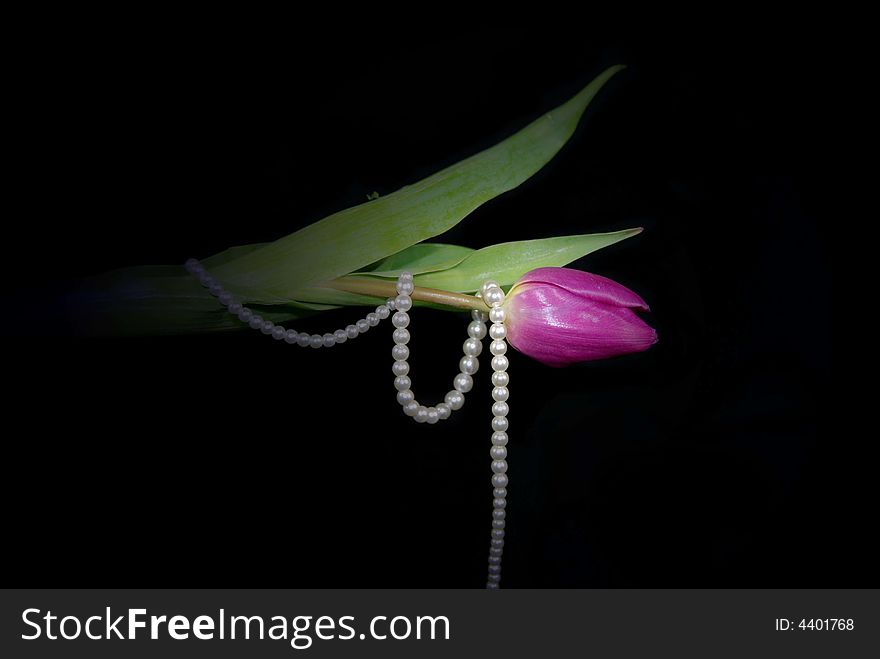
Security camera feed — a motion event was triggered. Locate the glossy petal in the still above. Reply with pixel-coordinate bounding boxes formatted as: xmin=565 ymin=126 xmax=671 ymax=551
xmin=505 ymin=267 xmax=657 ymax=367
xmin=514 ymin=267 xmax=650 ymax=311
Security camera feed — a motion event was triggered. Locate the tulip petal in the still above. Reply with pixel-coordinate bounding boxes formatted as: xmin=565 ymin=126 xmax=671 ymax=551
xmin=514 ymin=267 xmax=650 ymax=311
xmin=506 ymin=283 xmax=657 ymax=367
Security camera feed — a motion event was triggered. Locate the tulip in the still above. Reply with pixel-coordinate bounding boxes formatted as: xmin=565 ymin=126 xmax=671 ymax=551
xmin=503 ymin=267 xmax=657 ymax=367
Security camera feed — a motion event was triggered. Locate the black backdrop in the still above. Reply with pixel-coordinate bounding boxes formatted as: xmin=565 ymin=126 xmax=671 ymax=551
xmin=4 ymin=26 xmax=846 ymax=587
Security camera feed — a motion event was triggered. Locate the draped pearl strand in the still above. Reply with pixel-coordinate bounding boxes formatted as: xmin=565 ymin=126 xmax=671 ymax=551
xmin=186 ymin=259 xmax=510 ymax=589
xmin=389 ymin=272 xmax=487 ymax=424
xmin=392 ymin=273 xmax=510 ymax=589
xmin=483 ymin=281 xmax=509 ymax=589
xmin=184 ymin=258 xmax=393 ymax=346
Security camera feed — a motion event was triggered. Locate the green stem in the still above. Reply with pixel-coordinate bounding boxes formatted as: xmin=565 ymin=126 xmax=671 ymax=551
xmin=329 ymin=276 xmax=489 ymax=312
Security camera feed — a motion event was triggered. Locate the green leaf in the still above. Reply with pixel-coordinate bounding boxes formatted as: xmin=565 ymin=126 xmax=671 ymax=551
xmin=413 ymin=228 xmax=643 ymax=292
xmin=289 ymin=228 xmax=643 ymax=307
xmin=354 ymin=243 xmax=474 ymax=277
xmin=210 ymin=66 xmax=626 ymax=303
xmin=203 ymin=243 xmax=268 ymax=268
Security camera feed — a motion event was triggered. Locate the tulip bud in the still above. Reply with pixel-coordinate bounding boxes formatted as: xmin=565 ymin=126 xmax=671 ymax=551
xmin=504 ymin=267 xmax=657 ymax=367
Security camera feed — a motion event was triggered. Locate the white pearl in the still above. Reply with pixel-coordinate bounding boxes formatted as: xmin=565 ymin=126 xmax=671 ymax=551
xmin=491 ymin=431 xmax=508 ymax=446
xmin=309 ymin=334 xmax=323 ymax=348
xmin=491 ymin=446 xmax=507 ymax=460
xmin=403 ymin=401 xmax=419 ymax=417
xmin=367 ymin=312 xmax=380 ymax=326
xmin=492 ymin=520 xmax=506 ymax=529
xmin=198 ymin=273 xmax=214 ymax=287
xmin=356 ymin=319 xmax=370 ymax=333
xmin=492 ymin=401 xmax=509 ymax=417
xmin=491 ymin=460 xmax=508 ymax=474
xmin=426 ymin=407 xmax=439 ymax=424
xmin=467 ymin=320 xmax=487 ymax=339
xmin=493 ymin=510 xmax=507 ymax=522
xmin=184 ymin=258 xmax=200 ymax=272
xmin=459 ymin=356 xmax=479 ymax=375
xmin=489 ymin=307 xmax=506 ymax=323
xmin=492 ymin=386 xmax=509 ymax=402
xmin=491 ymin=371 xmax=509 ymax=387
xmin=480 ymin=280 xmax=500 ymax=297
xmin=491 ymin=528 xmax=505 ymax=539
xmin=491 ymin=355 xmax=509 ymax=372
xmin=397 ymin=390 xmax=415 ymax=405
xmin=284 ymin=329 xmax=298 ymax=344
xmin=493 ymin=497 xmax=507 ymax=508
xmin=490 ymin=538 xmax=504 ymax=547
xmin=228 ymin=302 xmax=243 ymax=314
xmin=399 ymin=271 xmax=413 ymax=281
xmin=492 ymin=476 xmax=508 ymax=490
xmin=334 ymin=329 xmax=348 ymax=344
xmin=444 ymin=390 xmax=464 ymax=410
xmin=436 ymin=403 xmax=451 ymax=419
xmin=346 ymin=324 xmax=359 ymax=339
xmin=492 ymin=416 xmax=509 ymax=432
xmin=392 ymin=312 xmax=410 ymax=328
xmin=393 ymin=328 xmax=410 ymax=345
xmin=415 ymin=406 xmax=429 ymax=423
xmin=486 ymin=582 xmax=500 ymax=589
xmin=489 ymin=323 xmax=507 ymax=340
xmin=260 ymin=320 xmax=275 ymax=334
xmin=394 ymin=376 xmax=411 ymax=391
xmin=249 ymin=315 xmax=263 ymax=329
xmin=484 ymin=287 xmax=505 ymax=307
xmin=489 ymin=547 xmax=504 ymax=556
xmin=453 ymin=373 xmax=473 ymax=393
xmin=471 ymin=309 xmax=488 ymax=322
xmin=488 ymin=565 xmax=502 ymax=574
xmin=297 ymin=332 xmax=311 ymax=347
xmin=237 ymin=308 xmax=252 ymax=322
xmin=392 ymin=344 xmax=409 ymax=361
xmin=323 ymin=333 xmax=336 ymax=347
xmin=209 ymin=282 xmax=224 ymax=296
xmin=218 ymin=292 xmax=233 ymax=306
xmin=375 ymin=305 xmax=390 ymax=319
xmin=490 ymin=340 xmax=507 ymax=356
xmin=386 ymin=297 xmax=397 ymax=310
xmin=488 ymin=555 xmax=502 ymax=565
xmin=392 ymin=360 xmax=409 ymax=376
xmin=394 ymin=294 xmax=412 ymax=311
xmin=462 ymin=337 xmax=482 ymax=356
xmin=272 ymin=326 xmax=285 ymax=340
xmin=396 ymin=280 xmax=414 ymax=295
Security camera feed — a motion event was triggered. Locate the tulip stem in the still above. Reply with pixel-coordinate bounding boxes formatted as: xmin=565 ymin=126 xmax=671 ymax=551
xmin=329 ymin=276 xmax=490 ymax=312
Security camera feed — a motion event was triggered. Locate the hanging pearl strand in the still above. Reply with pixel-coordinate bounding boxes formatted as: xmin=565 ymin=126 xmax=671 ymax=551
xmin=184 ymin=258 xmax=393 ymax=347
xmin=391 ymin=272 xmax=488 ymax=424
xmin=189 ymin=259 xmax=509 ymax=587
xmin=482 ymin=280 xmax=509 ymax=589
xmin=393 ymin=273 xmax=511 ymax=588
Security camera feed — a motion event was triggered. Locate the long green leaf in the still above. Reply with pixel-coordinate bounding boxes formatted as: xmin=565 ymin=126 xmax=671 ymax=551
xmin=289 ymin=228 xmax=642 ymax=306
xmin=413 ymin=229 xmax=643 ymax=291
xmin=355 ymin=243 xmax=474 ymax=276
xmin=211 ymin=66 xmax=626 ymax=303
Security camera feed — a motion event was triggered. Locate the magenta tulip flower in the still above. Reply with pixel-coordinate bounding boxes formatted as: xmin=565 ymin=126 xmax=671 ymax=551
xmin=504 ymin=267 xmax=657 ymax=367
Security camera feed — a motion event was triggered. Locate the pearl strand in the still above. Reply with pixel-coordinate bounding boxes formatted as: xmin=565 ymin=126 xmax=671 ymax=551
xmin=184 ymin=258 xmax=391 ymax=346
xmin=391 ymin=271 xmax=488 ymax=424
xmin=482 ymin=280 xmax=509 ymax=589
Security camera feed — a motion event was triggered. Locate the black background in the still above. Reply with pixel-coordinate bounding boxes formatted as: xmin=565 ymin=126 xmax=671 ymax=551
xmin=4 ymin=25 xmax=847 ymax=587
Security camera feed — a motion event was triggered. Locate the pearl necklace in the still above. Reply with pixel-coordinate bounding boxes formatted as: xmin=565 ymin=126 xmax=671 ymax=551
xmin=185 ymin=258 xmax=510 ymax=589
